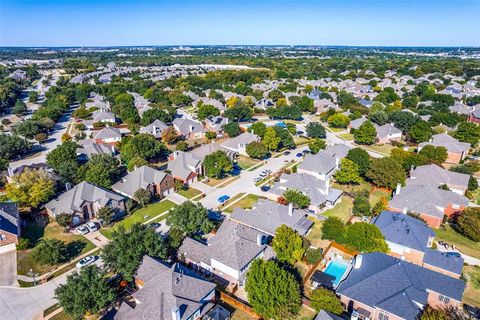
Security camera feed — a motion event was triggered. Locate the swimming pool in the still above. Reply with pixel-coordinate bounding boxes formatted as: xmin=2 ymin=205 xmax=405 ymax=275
xmin=324 ymin=260 xmax=349 ymax=285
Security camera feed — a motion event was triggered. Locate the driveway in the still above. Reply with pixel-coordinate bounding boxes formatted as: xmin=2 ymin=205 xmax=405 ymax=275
xmin=0 ymin=247 xmax=18 ymax=287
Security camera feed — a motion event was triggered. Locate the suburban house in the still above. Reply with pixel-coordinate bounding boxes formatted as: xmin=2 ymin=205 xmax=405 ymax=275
xmin=298 ymin=144 xmax=350 ymax=182
xmin=358 ymin=98 xmax=374 ymax=108
xmin=45 ymin=181 xmax=127 ymax=225
xmin=336 ymin=252 xmax=465 ymax=320
xmin=219 ymin=132 xmax=259 ymax=156
xmin=179 ymin=219 xmax=274 ymax=287
xmin=190 ymin=143 xmax=236 ymax=162
xmin=116 ymin=256 xmax=217 ymax=320
xmin=408 ymin=164 xmax=470 ymax=195
xmin=77 ymin=140 xmax=116 ymax=160
xmin=314 ymin=310 xmax=343 ymax=320
xmin=315 ymin=98 xmax=340 ymax=114
xmin=348 ymin=117 xmax=367 ymax=130
xmin=139 ymin=119 xmax=169 ymax=139
xmin=0 ymin=202 xmax=20 ymax=286
xmin=375 ymin=123 xmax=402 ymax=144
xmin=230 ymin=200 xmax=313 ymax=236
xmin=6 ymin=163 xmax=60 ymax=184
xmin=193 ymin=98 xmax=225 ymax=112
xmin=388 ymin=184 xmax=469 ymax=228
xmin=130 ymin=92 xmax=152 ymax=116
xmin=255 ymin=98 xmax=274 ymax=110
xmin=468 ymin=109 xmax=480 ymax=124
xmin=173 ymin=118 xmax=206 ymax=139
xmin=112 ymin=166 xmax=175 ymax=200
xmin=418 ymin=134 xmax=470 ymax=164
xmin=167 ymin=151 xmax=203 ymax=185
xmin=269 ymin=173 xmax=342 ymax=209
xmin=82 ymin=110 xmax=116 ymax=129
xmin=85 ymin=93 xmax=110 ymax=111
xmin=374 ymin=211 xmax=464 ymax=278
xmin=204 ymin=116 xmax=228 ymax=136
xmin=94 ymin=126 xmax=122 ymax=144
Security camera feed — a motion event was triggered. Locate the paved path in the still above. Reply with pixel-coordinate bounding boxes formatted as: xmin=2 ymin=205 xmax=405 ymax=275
xmin=436 ymin=242 xmax=480 ymax=266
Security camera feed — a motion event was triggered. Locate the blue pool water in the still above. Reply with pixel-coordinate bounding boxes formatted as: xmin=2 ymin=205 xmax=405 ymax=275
xmin=324 ymin=260 xmax=349 ymax=285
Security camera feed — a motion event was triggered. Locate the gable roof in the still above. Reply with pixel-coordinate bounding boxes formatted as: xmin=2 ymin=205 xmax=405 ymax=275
xmin=139 ymin=119 xmax=169 ymax=138
xmin=314 ymin=310 xmax=344 ymax=320
xmin=230 ymin=200 xmax=313 ymax=236
xmin=423 ymin=249 xmax=464 ymax=275
xmin=373 ymin=211 xmax=434 ymax=252
xmin=167 ymin=151 xmax=202 ymax=181
xmin=337 ymin=252 xmax=465 ymax=320
xmin=376 ymin=123 xmax=402 ymax=139
xmin=0 ymin=202 xmax=19 ymax=237
xmin=299 ymin=151 xmax=338 ymax=176
xmin=45 ymin=181 xmax=126 ymax=216
xmin=112 ymin=166 xmax=170 ymax=198
xmin=419 ymin=133 xmax=470 ymax=154
xmin=389 ymin=184 xmax=469 ymax=219
xmin=173 ymin=118 xmax=206 ymax=135
xmin=94 ymin=126 xmax=122 ymax=140
xmin=408 ymin=164 xmax=469 ymax=191
xmin=220 ymin=132 xmax=259 ymax=150
xmin=116 ymin=256 xmax=216 ymax=320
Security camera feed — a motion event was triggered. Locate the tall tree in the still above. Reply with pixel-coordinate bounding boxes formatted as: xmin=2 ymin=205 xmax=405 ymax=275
xmin=166 ymin=201 xmax=214 ymax=236
xmin=262 ymin=127 xmax=281 ymax=151
xmin=453 ymin=122 xmax=480 ymax=146
xmin=306 ymin=122 xmax=326 ymax=139
xmin=354 ymin=120 xmax=377 ymax=145
xmin=366 ymin=157 xmax=406 ymax=189
xmin=272 ymin=225 xmax=305 ymax=264
xmin=335 ymin=158 xmax=361 ymax=184
xmin=346 ymin=148 xmax=371 ymax=175
xmin=82 ymin=154 xmax=120 ymax=188
xmin=120 ymin=133 xmax=167 ymax=164
xmin=6 ymin=168 xmax=55 ymax=208
xmin=310 ymin=287 xmax=343 ymax=315
xmin=203 ymin=150 xmax=233 ymax=178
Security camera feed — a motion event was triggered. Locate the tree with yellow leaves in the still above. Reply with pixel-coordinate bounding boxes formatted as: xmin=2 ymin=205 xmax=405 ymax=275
xmin=5 ymin=168 xmax=55 ymax=208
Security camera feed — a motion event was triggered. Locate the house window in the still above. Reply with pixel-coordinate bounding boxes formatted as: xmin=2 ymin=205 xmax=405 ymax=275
xmin=438 ymin=295 xmax=450 ymax=304
xmin=378 ymin=312 xmax=389 ymax=320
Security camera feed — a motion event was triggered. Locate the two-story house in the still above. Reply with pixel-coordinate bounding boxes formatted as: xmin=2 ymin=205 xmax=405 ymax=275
xmin=418 ymin=134 xmax=470 ymax=164
xmin=167 ymin=151 xmax=203 ymax=185
xmin=220 ymin=132 xmax=259 ymax=156
xmin=173 ymin=118 xmax=206 ymax=139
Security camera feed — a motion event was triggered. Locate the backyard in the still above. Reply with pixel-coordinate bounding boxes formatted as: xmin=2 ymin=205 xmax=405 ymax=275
xmin=17 ymin=221 xmax=95 ymax=276
xmin=322 ymin=196 xmax=353 ymax=223
xmin=223 ymin=194 xmax=261 ymax=213
xmin=368 ymin=187 xmax=391 ymax=206
xmin=463 ymin=265 xmax=480 ymax=307
xmin=306 ymin=217 xmax=330 ymax=249
xmin=236 ymin=155 xmax=262 ymax=170
xmin=100 ymin=200 xmax=176 ymax=239
xmin=435 ymin=224 xmax=480 ymax=260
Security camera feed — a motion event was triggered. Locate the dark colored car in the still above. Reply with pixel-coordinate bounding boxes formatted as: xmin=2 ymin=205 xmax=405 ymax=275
xmin=283 ymin=151 xmax=291 ymax=155
xmin=296 ymin=153 xmax=303 ymax=157
xmin=261 ymin=185 xmax=270 ymax=192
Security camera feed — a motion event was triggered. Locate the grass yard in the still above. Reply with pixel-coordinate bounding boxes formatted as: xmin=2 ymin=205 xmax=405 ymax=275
xmin=369 ymin=188 xmax=391 ymax=206
xmin=339 ymin=133 xmax=354 ymax=140
xmin=464 ymin=265 xmax=480 ymax=307
xmin=205 ymin=175 xmax=240 ymax=187
xmin=293 ymin=136 xmax=312 ymax=146
xmin=18 ymin=221 xmax=95 ymax=276
xmin=219 ymin=193 xmax=245 ymax=211
xmin=296 ymin=305 xmax=317 ymax=320
xmin=306 ymin=217 xmax=330 ymax=249
xmin=322 ymin=196 xmax=353 ymax=223
xmin=100 ymin=200 xmax=176 ymax=239
xmin=224 ymin=194 xmax=261 ymax=213
xmin=435 ymin=224 xmax=480 ymax=260
xmin=332 ymin=179 xmax=371 ymax=194
xmin=236 ymin=155 xmax=262 ymax=170
xmin=177 ymin=187 xmax=202 ymax=199
xmin=364 ymin=144 xmax=396 ymax=156
xmin=328 ymin=127 xmax=346 ymax=132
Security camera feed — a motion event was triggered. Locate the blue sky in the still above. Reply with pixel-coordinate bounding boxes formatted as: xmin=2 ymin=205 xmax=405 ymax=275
xmin=1 ymin=0 xmax=479 ymax=47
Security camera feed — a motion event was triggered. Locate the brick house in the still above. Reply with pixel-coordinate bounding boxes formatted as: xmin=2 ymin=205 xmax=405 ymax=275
xmin=418 ymin=134 xmax=470 ymax=164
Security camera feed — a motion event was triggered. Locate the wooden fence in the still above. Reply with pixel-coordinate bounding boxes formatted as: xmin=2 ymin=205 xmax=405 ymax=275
xmin=218 ymin=291 xmax=262 ymax=319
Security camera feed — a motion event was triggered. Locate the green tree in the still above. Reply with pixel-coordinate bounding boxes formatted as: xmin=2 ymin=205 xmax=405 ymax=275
xmin=308 ymin=138 xmax=326 ymax=154
xmin=55 ymin=265 xmax=115 ymax=320
xmin=97 ymin=206 xmax=115 ymax=225
xmin=370 ymin=110 xmax=389 ymax=126
xmin=246 ymin=141 xmax=268 ymax=159
xmin=0 ymin=134 xmax=32 ymax=160
xmin=5 ymin=168 xmax=55 ymax=208
xmin=161 ymin=126 xmax=178 ymax=145
xmin=457 ymin=207 xmax=480 ymax=242
xmin=306 ymin=122 xmax=326 ymax=138
xmin=82 ymin=154 xmax=120 ymax=188
xmin=56 ymin=213 xmax=72 ymax=231
xmin=353 ymin=194 xmax=371 ymax=216
xmin=389 ymin=111 xmax=416 ymax=132
xmin=344 ymin=222 xmax=389 ymax=252
xmin=222 ymin=122 xmax=242 ymax=137
xmin=418 ymin=145 xmax=448 ymax=164
xmin=166 ymin=201 xmax=214 ymax=235
xmin=197 ymin=104 xmax=220 ymax=120
xmin=224 ymin=105 xmax=253 ymax=122
xmin=249 ymin=122 xmax=267 ymax=137
xmin=203 ymin=150 xmax=233 ymax=178
xmin=346 ymin=148 xmax=371 ymax=175
xmin=176 ymin=141 xmax=188 ymax=151
xmin=310 ymin=287 xmax=343 ymax=315
xmin=262 ymin=127 xmax=281 ymax=151
xmin=366 ymin=157 xmax=406 ymax=189
xmin=304 ymin=248 xmax=323 ymax=265
xmin=205 ymin=131 xmax=217 ymax=140
xmin=321 ymin=217 xmax=345 ymax=243
xmin=453 ymin=122 xmax=480 ymax=146
xmin=354 ymin=120 xmax=377 ymax=145
xmin=283 ymin=189 xmax=310 ymax=208
xmin=245 ymin=259 xmax=301 ymax=320
xmin=335 ymin=158 xmax=361 ymax=184
xmin=120 ymin=133 xmax=167 ymax=164
xmin=127 ymin=156 xmax=148 ymax=172
xmin=272 ymin=225 xmax=305 ymax=264
xmin=140 ymin=108 xmax=173 ymax=126
xmin=12 ymin=99 xmax=27 ymax=115
xmin=32 ymin=238 xmax=66 ymax=265
xmin=101 ymin=223 xmax=168 ymax=280
xmin=408 ymin=121 xmax=432 ymax=143
xmin=328 ymin=113 xmax=350 ymax=128
xmin=134 ymin=188 xmax=152 ymax=207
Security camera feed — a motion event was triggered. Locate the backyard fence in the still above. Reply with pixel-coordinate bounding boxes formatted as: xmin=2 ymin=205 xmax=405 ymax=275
xmin=218 ymin=291 xmax=262 ymax=319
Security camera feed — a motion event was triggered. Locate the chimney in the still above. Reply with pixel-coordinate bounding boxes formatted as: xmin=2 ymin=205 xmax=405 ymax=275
xmin=7 ymin=167 xmax=14 ymax=177
xmin=335 ymin=157 xmax=340 ymax=169
xmin=395 ymin=183 xmax=401 ymax=195
xmin=354 ymin=255 xmax=363 ymax=269
xmin=171 ymin=307 xmax=181 ymax=320
xmin=189 ymin=125 xmax=194 ymax=132
xmin=409 ymin=165 xmax=415 ymax=177
xmin=256 ymin=234 xmax=263 ymax=246
xmin=288 ymin=202 xmax=293 ymax=216
xmin=152 ymin=125 xmax=157 ymax=134
xmin=65 ymin=182 xmax=72 ymax=191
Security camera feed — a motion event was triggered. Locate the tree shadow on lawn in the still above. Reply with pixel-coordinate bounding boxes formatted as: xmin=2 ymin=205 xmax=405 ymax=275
xmin=64 ymin=240 xmax=87 ymax=261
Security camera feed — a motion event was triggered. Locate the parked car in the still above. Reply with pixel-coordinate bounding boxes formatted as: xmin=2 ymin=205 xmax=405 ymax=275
xmin=260 ymin=185 xmax=270 ymax=192
xmin=296 ymin=131 xmax=304 ymax=135
xmin=296 ymin=152 xmax=303 ymax=157
xmin=263 ymin=169 xmax=271 ymax=174
xmin=302 ymin=149 xmax=310 ymax=154
xmin=76 ymin=256 xmax=98 ymax=269
xmin=217 ymin=195 xmax=230 ymax=203
xmin=283 ymin=151 xmax=291 ymax=155
xmin=86 ymin=221 xmax=99 ymax=232
xmin=76 ymin=225 xmax=89 ymax=235
xmin=254 ymin=176 xmax=262 ymax=182
xmin=446 ymin=252 xmax=462 ymax=258
xmin=149 ymin=222 xmax=161 ymax=230
xmin=259 ymin=172 xmax=267 ymax=177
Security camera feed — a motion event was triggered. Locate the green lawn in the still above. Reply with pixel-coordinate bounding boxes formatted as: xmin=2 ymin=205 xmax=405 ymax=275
xmin=177 ymin=187 xmax=202 ymax=199
xmin=224 ymin=194 xmax=261 ymax=213
xmin=364 ymin=144 xmax=396 ymax=156
xmin=322 ymin=196 xmax=353 ymax=223
xmin=435 ymin=224 xmax=480 ymax=260
xmin=18 ymin=221 xmax=95 ymax=276
xmin=100 ymin=200 xmax=176 ymax=239
xmin=306 ymin=217 xmax=330 ymax=249
xmin=205 ymin=175 xmax=240 ymax=187
xmin=329 ymin=127 xmax=346 ymax=132
xmin=332 ymin=179 xmax=371 ymax=194
xmin=295 ymin=305 xmax=317 ymax=320
xmin=236 ymin=155 xmax=262 ymax=170
xmin=369 ymin=188 xmax=391 ymax=206
xmin=464 ymin=265 xmax=480 ymax=307
xmin=339 ymin=133 xmax=354 ymax=140
xmin=293 ymin=136 xmax=312 ymax=146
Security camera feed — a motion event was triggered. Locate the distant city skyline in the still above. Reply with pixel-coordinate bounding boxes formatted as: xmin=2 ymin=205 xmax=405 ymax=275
xmin=1 ymin=0 xmax=479 ymax=47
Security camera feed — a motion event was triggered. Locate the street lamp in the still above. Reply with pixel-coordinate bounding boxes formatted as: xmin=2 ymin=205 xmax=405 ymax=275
xmin=27 ymin=268 xmax=39 ymax=286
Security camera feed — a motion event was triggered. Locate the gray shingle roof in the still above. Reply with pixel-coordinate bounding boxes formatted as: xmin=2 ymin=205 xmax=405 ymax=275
xmin=179 ymin=220 xmax=270 ymax=271
xmin=220 ymin=132 xmax=259 ymax=150
xmin=376 ymin=123 xmax=402 ymax=139
xmin=112 ymin=166 xmax=170 ymax=198
xmin=0 ymin=202 xmax=19 ymax=236
xmin=230 ymin=200 xmax=313 ymax=236
xmin=337 ymin=252 xmax=465 ymax=320
xmin=116 ymin=256 xmax=216 ymax=320
xmin=349 ymin=117 xmax=367 ymax=130
xmin=190 ymin=143 xmax=236 ymax=162
xmin=389 ymin=184 xmax=469 ymax=219
xmin=314 ymin=310 xmax=344 ymax=320
xmin=139 ymin=119 xmax=169 ymax=139
xmin=167 ymin=151 xmax=202 ymax=181
xmin=299 ymin=152 xmax=337 ymax=176
xmin=94 ymin=126 xmax=122 ymax=140
xmin=45 ymin=181 xmax=126 ymax=216
xmin=373 ymin=211 xmax=434 ymax=252
xmin=173 ymin=118 xmax=206 ymax=135
xmin=408 ymin=164 xmax=469 ymax=191
xmin=423 ymin=249 xmax=464 ymax=275
xmin=419 ymin=133 xmax=470 ymax=154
